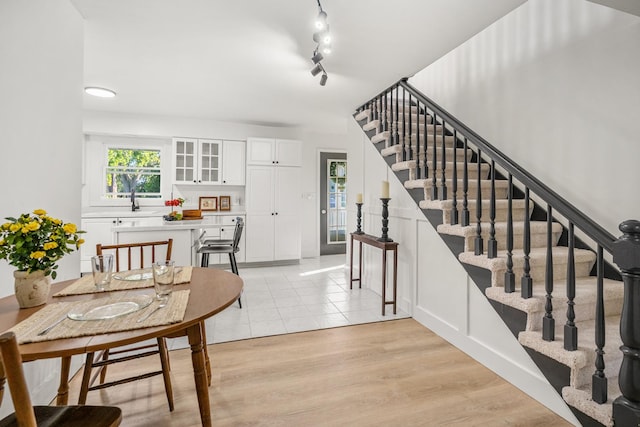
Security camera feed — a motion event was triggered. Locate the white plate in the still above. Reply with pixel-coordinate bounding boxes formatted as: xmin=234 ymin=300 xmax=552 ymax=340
xmin=113 ymin=270 xmax=153 ymax=281
xmin=68 ymin=294 xmax=153 ymax=321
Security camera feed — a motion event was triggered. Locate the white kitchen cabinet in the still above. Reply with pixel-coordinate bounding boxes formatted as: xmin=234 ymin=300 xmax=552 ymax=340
xmin=221 ymin=140 xmax=245 ymax=185
xmin=245 ymin=165 xmax=300 ymax=262
xmin=247 ymin=138 xmax=301 ymax=167
xmin=172 ymin=138 xmax=221 ymax=185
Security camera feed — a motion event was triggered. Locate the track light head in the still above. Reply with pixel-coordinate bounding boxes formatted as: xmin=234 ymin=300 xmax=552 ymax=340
xmin=321 ymin=44 xmax=332 ymax=55
xmin=311 ymin=64 xmax=323 ymax=76
xmin=315 ymin=10 xmax=327 ymax=30
xmin=312 ymin=51 xmax=324 ymax=64
xmin=320 ymin=73 xmax=328 ymax=86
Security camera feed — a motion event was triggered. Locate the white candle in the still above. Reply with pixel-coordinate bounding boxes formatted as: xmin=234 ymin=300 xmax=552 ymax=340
xmin=381 ymin=181 xmax=389 ymax=198
xmin=356 ymin=193 xmax=363 ymax=204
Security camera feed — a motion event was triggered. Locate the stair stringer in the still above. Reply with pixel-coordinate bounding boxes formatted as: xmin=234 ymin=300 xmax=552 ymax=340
xmin=354 ymin=124 xmax=581 ymax=425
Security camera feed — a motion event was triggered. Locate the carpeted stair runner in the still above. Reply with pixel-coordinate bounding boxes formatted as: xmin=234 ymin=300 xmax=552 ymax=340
xmin=356 ymin=100 xmax=624 ymax=427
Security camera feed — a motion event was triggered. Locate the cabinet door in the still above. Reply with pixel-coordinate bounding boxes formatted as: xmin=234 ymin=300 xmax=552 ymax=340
xmin=275 ymin=167 xmax=301 ymax=216
xmin=247 ymin=138 xmax=275 ymax=165
xmin=274 ymin=167 xmax=301 ymax=260
xmin=245 ymin=214 xmax=275 ymax=262
xmin=274 ymin=213 xmax=301 ymax=260
xmin=198 ymin=139 xmax=221 ymax=184
xmin=246 ymin=166 xmax=275 ymax=214
xmin=222 ymin=140 xmax=246 ymax=185
xmin=275 ymin=139 xmax=301 ymax=166
xmin=80 ymin=218 xmax=118 ymax=272
xmin=173 ymin=138 xmax=198 ymax=184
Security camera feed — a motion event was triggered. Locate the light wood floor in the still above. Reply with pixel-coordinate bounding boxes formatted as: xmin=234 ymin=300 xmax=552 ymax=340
xmin=66 ymin=319 xmax=572 ymax=426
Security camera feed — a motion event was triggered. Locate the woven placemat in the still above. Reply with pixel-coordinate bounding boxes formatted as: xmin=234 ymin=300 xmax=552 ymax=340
xmin=53 ymin=266 xmax=193 ymax=297
xmin=10 ymin=290 xmax=190 ymax=344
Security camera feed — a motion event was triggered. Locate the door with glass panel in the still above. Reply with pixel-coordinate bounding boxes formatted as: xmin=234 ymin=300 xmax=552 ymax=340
xmin=320 ymin=152 xmax=347 ymax=255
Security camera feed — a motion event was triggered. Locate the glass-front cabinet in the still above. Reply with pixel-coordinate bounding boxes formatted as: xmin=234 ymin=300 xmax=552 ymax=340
xmin=172 ymin=138 xmax=221 ymax=185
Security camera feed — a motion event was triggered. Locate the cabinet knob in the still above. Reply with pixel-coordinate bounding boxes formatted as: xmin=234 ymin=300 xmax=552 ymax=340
xmin=112 ymin=220 xmax=116 ymax=224
xmin=223 ymin=180 xmax=226 ymax=183
xmin=193 ymin=180 xmax=197 ymax=183
xmin=275 ymin=212 xmax=278 ymax=215
xmin=271 ymin=213 xmax=274 ymax=216
xmin=272 ymin=161 xmax=275 ymax=164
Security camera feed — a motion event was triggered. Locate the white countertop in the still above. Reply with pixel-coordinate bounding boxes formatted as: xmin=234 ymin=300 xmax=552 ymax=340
xmin=106 ymin=211 xmax=246 ymax=232
xmin=82 ymin=208 xmax=246 ymax=219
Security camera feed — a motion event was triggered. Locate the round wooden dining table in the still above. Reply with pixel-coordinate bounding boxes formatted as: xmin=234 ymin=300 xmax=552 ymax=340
xmin=0 ymin=267 xmax=243 ymax=427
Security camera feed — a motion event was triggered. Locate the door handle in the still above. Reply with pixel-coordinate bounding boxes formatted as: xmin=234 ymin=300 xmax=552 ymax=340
xmin=321 ymin=209 xmax=327 ymax=214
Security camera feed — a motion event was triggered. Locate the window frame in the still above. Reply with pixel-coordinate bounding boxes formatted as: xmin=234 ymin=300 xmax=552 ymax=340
xmin=103 ymin=146 xmax=163 ymax=201
xmin=85 ymin=137 xmax=172 ymax=208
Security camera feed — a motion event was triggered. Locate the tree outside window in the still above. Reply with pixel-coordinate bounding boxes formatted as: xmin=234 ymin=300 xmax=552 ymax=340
xmin=105 ymin=148 xmax=161 ymax=199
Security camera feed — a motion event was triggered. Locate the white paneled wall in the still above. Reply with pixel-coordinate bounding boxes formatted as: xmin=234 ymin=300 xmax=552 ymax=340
xmin=346 ymin=120 xmax=578 ymax=424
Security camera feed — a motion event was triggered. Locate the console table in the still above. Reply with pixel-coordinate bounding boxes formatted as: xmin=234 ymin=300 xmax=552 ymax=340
xmin=349 ymin=233 xmax=398 ymax=315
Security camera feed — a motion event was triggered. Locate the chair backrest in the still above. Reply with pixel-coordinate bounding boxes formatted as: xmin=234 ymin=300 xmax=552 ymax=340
xmin=0 ymin=331 xmax=38 ymax=427
xmin=232 ymin=217 xmax=244 ymax=252
xmin=96 ymin=239 xmax=173 ymax=272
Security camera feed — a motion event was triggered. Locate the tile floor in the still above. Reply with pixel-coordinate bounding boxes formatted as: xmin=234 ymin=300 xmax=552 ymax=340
xmin=169 ymin=254 xmax=410 ymax=350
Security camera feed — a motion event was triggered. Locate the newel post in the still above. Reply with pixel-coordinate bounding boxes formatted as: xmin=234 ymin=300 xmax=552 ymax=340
xmin=612 ymin=220 xmax=640 ymax=425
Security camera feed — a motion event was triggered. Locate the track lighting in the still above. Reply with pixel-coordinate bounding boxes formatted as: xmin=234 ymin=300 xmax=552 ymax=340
xmin=310 ymin=0 xmax=331 ymax=86
xmin=315 ymin=10 xmax=327 ymax=30
xmin=311 ymin=64 xmax=323 ymax=76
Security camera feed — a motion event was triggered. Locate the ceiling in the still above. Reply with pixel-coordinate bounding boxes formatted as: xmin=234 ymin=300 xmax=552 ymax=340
xmin=71 ymin=0 xmax=526 ymax=132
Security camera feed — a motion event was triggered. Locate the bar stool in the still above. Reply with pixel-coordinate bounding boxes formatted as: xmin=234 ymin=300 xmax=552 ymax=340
xmin=197 ymin=217 xmax=244 ymax=307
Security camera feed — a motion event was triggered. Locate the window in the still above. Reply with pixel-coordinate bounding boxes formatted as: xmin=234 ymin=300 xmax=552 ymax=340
xmin=104 ymin=148 xmax=161 ymax=199
xmin=327 ymin=160 xmax=347 ymax=243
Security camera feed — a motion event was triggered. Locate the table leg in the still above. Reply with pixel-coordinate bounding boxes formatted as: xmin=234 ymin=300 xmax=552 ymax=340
xmin=188 ymin=322 xmax=212 ymax=427
xmin=393 ymin=247 xmax=398 ymax=314
xmin=350 ymin=236 xmax=354 ymax=290
xmin=200 ymin=320 xmax=212 ymax=386
xmin=359 ymin=241 xmax=363 ymax=289
xmin=56 ymin=356 xmax=71 ymax=405
xmin=382 ymin=248 xmax=387 ymax=316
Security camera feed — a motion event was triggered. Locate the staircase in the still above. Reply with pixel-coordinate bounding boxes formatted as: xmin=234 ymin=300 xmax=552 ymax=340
xmin=353 ymin=79 xmax=633 ymax=426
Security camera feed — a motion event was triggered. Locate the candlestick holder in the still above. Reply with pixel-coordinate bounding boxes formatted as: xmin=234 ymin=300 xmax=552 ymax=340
xmin=377 ymin=198 xmax=393 ymax=242
xmin=354 ymin=202 xmax=364 ymax=234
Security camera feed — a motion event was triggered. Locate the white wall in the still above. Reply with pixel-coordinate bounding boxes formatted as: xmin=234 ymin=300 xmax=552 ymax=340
xmin=410 ymin=0 xmax=640 ymax=237
xmin=0 ymin=0 xmax=84 ymax=413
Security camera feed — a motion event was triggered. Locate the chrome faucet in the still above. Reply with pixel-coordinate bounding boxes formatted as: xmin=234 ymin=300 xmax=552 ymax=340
xmin=131 ymin=188 xmax=140 ymax=211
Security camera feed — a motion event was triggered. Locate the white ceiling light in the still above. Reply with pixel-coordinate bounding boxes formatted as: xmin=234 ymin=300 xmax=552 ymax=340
xmin=84 ymin=87 xmax=116 ymax=98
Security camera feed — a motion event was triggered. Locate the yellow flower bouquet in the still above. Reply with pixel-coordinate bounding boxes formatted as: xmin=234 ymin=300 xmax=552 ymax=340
xmin=0 ymin=209 xmax=85 ymax=279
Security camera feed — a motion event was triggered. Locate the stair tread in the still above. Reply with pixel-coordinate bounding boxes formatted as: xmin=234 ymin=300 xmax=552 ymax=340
xmin=485 ymin=277 xmax=623 ymax=316
xmin=380 ymin=138 xmax=456 ymax=154
xmin=392 ymin=160 xmax=488 ymax=172
xmin=422 ymin=198 xmax=528 ymax=210
xmin=405 ymin=178 xmax=510 ymax=190
xmin=459 ymin=246 xmax=597 ymax=270
xmin=562 ymin=384 xmax=618 ymax=426
xmin=519 ymin=314 xmax=621 ymax=371
xmin=437 ymin=219 xmax=562 ymax=239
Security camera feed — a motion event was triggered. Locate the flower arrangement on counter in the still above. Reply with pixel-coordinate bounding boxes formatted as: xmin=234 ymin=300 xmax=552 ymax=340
xmin=164 ymin=198 xmax=185 ymax=221
xmin=0 ymin=209 xmax=85 ymax=279
xmin=164 ymin=198 xmax=185 ymax=208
